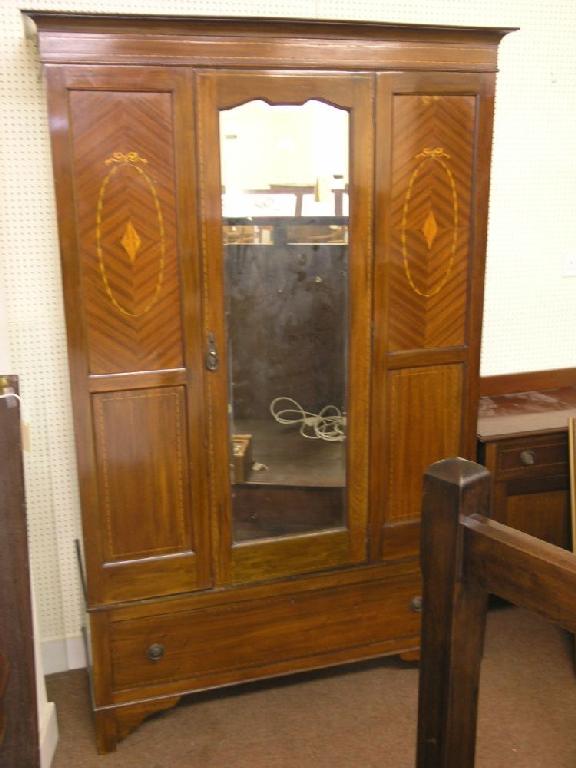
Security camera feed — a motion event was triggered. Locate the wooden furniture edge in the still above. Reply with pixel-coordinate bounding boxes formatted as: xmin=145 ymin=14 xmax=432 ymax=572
xmin=0 ymin=375 xmax=40 ymax=767
xmin=22 ymin=12 xmax=517 ymax=39
xmin=417 ymin=456 xmax=576 ymax=767
xmin=480 ymin=368 xmax=576 ymax=397
xmin=569 ymin=417 xmax=576 ymax=554
xmin=22 ymin=12 xmax=516 ymax=72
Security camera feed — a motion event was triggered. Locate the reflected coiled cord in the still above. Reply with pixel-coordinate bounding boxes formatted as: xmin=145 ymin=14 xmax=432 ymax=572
xmin=270 ymin=397 xmax=346 ymax=442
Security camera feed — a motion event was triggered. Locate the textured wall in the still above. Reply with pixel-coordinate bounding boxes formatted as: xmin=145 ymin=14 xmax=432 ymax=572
xmin=1 ymin=0 xmax=574 ymax=644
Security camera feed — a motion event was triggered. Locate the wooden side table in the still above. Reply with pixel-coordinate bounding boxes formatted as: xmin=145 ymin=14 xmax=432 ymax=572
xmin=478 ymin=387 xmax=576 ymax=549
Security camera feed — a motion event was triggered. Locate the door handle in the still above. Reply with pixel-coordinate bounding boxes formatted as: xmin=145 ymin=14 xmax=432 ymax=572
xmin=206 ymin=332 xmax=219 ymax=372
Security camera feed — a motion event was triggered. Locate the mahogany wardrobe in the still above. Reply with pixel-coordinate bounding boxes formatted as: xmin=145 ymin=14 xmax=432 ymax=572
xmin=27 ymin=13 xmax=512 ymax=752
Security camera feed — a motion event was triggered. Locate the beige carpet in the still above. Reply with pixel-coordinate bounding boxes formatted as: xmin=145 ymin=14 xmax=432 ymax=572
xmin=47 ymin=606 xmax=576 ymax=767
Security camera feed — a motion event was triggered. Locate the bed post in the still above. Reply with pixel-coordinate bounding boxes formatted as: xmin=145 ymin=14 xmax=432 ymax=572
xmin=416 ymin=457 xmax=491 ymax=768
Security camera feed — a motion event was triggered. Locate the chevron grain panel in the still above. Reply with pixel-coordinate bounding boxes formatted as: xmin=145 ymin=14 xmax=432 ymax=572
xmin=69 ymin=90 xmax=183 ymax=374
xmin=388 ymin=95 xmax=475 ymax=351
xmin=385 ymin=365 xmax=463 ymax=523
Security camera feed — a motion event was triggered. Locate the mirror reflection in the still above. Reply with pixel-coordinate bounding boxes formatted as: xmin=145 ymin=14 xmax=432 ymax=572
xmin=220 ymin=100 xmax=349 ymax=542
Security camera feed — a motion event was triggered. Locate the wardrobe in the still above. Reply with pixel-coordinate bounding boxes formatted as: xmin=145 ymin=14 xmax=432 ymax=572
xmin=28 ymin=12 xmax=512 ymax=752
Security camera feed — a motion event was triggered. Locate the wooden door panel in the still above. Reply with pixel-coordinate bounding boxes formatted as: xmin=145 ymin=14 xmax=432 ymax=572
xmin=384 ymin=364 xmax=463 ymax=525
xmin=93 ymin=387 xmax=192 ymax=562
xmin=371 ymin=73 xmax=493 ymax=560
xmin=388 ymin=94 xmax=475 ymax=352
xmin=197 ymin=72 xmax=374 ymax=584
xmin=48 ymin=66 xmax=211 ymax=605
xmin=69 ymin=89 xmax=183 ymax=374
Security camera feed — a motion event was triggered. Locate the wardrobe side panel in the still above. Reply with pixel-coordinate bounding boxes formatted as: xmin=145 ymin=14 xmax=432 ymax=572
xmin=373 ymin=77 xmax=487 ymax=554
xmin=47 ymin=68 xmax=209 ymax=605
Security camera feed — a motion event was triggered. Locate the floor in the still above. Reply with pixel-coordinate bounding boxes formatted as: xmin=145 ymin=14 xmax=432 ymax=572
xmin=46 ymin=606 xmax=576 ymax=767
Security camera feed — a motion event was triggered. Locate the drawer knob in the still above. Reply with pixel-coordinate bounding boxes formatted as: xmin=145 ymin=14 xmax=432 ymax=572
xmin=520 ymin=450 xmax=536 ymax=466
xmin=410 ymin=595 xmax=423 ymax=613
xmin=146 ymin=643 xmax=165 ymax=662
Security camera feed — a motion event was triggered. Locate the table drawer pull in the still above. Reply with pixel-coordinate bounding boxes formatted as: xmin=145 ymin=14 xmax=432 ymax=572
xmin=520 ymin=450 xmax=536 ymax=466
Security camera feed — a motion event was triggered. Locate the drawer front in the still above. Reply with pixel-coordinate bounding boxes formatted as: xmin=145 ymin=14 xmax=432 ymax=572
xmin=109 ymin=575 xmax=421 ymax=692
xmin=501 ymin=490 xmax=570 ymax=549
xmin=496 ymin=435 xmax=568 ymax=477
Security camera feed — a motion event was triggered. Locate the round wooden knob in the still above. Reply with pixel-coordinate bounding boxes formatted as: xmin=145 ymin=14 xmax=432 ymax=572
xmin=146 ymin=643 xmax=165 ymax=662
xmin=520 ymin=450 xmax=536 ymax=466
xmin=410 ymin=595 xmax=423 ymax=613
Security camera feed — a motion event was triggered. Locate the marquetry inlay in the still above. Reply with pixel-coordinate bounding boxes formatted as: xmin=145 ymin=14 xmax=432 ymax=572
xmin=105 ymin=151 xmax=148 ymax=167
xmin=422 ymin=210 xmax=439 ymax=250
xmin=388 ymin=94 xmax=474 ymax=352
xmin=96 ymin=151 xmax=166 ymax=318
xmin=401 ymin=147 xmax=459 ymax=298
xmin=120 ymin=220 xmax=142 ymax=264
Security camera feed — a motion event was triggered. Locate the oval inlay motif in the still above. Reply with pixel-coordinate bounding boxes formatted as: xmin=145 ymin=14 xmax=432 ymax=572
xmin=401 ymin=147 xmax=459 ymax=298
xmin=96 ymin=154 xmax=165 ymax=318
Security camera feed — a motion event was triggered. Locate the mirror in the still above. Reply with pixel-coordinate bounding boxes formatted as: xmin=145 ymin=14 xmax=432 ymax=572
xmin=220 ymin=100 xmax=349 ymax=542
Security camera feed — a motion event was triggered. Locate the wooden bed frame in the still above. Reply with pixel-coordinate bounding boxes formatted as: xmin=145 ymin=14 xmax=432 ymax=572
xmin=416 ymin=456 xmax=576 ymax=768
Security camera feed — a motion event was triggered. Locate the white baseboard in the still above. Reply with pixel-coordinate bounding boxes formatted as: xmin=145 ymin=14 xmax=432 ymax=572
xmin=42 ymin=635 xmax=86 ymax=675
xmin=39 ymin=700 xmax=58 ymax=768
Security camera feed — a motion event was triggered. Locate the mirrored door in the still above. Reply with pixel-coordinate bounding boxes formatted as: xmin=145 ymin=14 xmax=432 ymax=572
xmin=221 ymin=98 xmax=348 ymax=543
xmin=198 ymin=73 xmax=373 ymax=584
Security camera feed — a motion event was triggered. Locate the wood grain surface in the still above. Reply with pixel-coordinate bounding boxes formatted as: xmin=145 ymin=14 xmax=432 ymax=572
xmin=0 ymin=377 xmax=39 ymax=768
xmin=418 ymin=456 xmax=576 ymax=767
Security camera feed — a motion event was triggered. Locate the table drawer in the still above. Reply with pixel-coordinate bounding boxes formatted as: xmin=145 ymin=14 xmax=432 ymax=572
xmin=496 ymin=435 xmax=568 ymax=477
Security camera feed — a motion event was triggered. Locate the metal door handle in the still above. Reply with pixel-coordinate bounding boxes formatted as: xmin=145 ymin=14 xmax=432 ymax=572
xmin=206 ymin=333 xmax=219 ymax=372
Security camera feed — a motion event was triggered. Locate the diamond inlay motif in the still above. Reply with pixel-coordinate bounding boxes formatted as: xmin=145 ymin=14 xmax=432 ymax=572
xmin=422 ymin=210 xmax=438 ymax=249
xmin=120 ymin=219 xmax=141 ymax=263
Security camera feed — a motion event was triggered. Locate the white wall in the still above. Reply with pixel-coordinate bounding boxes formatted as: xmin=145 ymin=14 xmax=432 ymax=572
xmin=0 ymin=283 xmax=13 ymax=372
xmin=1 ymin=0 xmax=574 ymax=661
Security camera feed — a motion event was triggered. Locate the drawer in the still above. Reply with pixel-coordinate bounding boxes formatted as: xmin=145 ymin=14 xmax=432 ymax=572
xmin=107 ymin=574 xmax=421 ymax=693
xmin=495 ymin=435 xmax=568 ymax=477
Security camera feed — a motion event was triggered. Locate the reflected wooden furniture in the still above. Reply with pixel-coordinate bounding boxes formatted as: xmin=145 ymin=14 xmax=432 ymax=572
xmin=28 ymin=13 xmax=513 ymax=752
xmin=0 ymin=376 xmax=40 ymax=768
xmin=242 ymin=187 xmax=349 ymax=217
xmin=417 ymin=457 xmax=576 ymax=768
xmin=478 ymin=385 xmax=576 ymax=548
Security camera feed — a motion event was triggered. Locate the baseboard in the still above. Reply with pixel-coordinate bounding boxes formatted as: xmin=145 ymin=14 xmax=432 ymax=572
xmin=39 ymin=700 xmax=58 ymax=768
xmin=42 ymin=635 xmax=86 ymax=675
